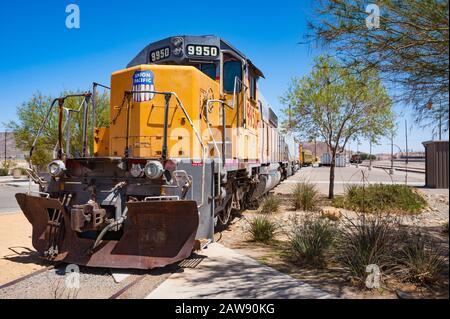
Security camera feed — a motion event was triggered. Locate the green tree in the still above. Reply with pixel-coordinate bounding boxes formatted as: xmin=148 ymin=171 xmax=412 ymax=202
xmin=358 ymin=152 xmax=377 ymax=161
xmin=281 ymin=56 xmax=394 ymax=199
xmin=307 ymin=0 xmax=449 ymax=131
xmin=6 ymin=91 xmax=110 ymax=171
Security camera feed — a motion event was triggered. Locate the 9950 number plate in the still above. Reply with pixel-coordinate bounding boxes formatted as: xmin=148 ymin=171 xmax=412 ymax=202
xmin=150 ymin=47 xmax=170 ymax=62
xmin=186 ymin=44 xmax=219 ymax=57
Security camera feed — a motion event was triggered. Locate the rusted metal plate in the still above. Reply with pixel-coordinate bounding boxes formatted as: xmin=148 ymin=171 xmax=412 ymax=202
xmin=15 ymin=193 xmax=64 ymax=254
xmin=15 ymin=193 xmax=199 ymax=269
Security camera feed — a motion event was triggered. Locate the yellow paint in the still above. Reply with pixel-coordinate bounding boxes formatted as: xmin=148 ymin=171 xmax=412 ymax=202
xmin=94 ymin=64 xmax=261 ymax=162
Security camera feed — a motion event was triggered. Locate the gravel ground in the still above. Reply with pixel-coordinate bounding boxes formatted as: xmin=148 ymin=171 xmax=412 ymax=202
xmin=0 ymin=264 xmax=176 ymax=299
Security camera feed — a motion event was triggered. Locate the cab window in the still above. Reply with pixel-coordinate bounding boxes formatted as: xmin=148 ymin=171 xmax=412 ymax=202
xmin=249 ymin=73 xmax=257 ymax=100
xmin=223 ymin=60 xmax=242 ymax=93
xmin=199 ymin=63 xmax=216 ymax=80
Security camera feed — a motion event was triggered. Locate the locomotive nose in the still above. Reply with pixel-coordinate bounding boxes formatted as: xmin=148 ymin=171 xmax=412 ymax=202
xmin=16 ymin=193 xmax=199 ymax=269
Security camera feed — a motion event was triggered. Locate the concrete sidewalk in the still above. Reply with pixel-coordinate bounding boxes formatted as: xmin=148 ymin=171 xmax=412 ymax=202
xmin=0 ymin=176 xmax=29 ymax=184
xmin=146 ymin=243 xmax=335 ymax=299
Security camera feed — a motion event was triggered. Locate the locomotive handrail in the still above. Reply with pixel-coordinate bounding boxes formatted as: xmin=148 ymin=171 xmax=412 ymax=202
xmin=144 ymin=196 xmax=180 ymax=201
xmin=232 ymin=76 xmax=249 ymax=132
xmin=124 ymin=90 xmax=207 ymax=208
xmin=29 ymin=93 xmax=92 ymax=169
xmin=92 ymin=82 xmax=111 ymax=155
xmin=205 ymin=99 xmax=231 ymax=165
xmin=205 ymin=99 xmax=229 ymax=200
xmin=52 ymin=103 xmax=83 ymax=159
xmin=29 ymin=98 xmax=59 ymax=168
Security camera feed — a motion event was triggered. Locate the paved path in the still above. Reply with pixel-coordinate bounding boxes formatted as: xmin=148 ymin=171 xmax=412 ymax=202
xmin=276 ymin=166 xmax=425 ymax=196
xmin=146 ymin=243 xmax=334 ymax=299
xmin=0 ymin=181 xmax=37 ymax=214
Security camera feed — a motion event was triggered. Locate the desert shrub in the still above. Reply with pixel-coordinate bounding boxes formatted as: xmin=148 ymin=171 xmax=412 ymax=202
xmin=260 ymin=195 xmax=281 ymax=214
xmin=247 ymin=215 xmax=278 ymax=244
xmin=0 ymin=168 xmax=8 ymax=176
xmin=289 ymin=216 xmax=336 ymax=267
xmin=443 ymin=222 xmax=449 ymax=234
xmin=17 ymin=167 xmax=28 ymax=175
xmin=334 ymin=184 xmax=427 ymax=214
xmin=291 ymin=182 xmax=319 ymax=211
xmin=335 ymin=215 xmax=399 ymax=284
xmin=397 ymin=233 xmax=445 ymax=285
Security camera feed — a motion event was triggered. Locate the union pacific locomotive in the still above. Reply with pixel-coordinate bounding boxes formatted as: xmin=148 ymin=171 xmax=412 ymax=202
xmin=16 ymin=35 xmax=299 ymax=269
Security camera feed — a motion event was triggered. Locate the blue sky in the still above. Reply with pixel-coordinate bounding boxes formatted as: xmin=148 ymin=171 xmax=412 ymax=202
xmin=0 ymin=0 xmax=435 ymax=153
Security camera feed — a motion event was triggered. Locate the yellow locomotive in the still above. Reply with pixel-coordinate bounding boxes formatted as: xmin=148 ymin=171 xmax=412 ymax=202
xmin=16 ymin=35 xmax=299 ymax=269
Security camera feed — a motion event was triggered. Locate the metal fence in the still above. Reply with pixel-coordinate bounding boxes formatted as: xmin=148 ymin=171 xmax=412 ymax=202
xmin=423 ymin=140 xmax=449 ymax=189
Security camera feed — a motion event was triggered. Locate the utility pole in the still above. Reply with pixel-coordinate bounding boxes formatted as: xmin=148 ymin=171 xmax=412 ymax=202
xmin=405 ymin=119 xmax=408 ymax=185
xmin=356 ymin=139 xmax=360 ymax=168
xmin=390 ymin=130 xmax=394 ymax=175
xmin=405 ymin=120 xmax=408 ymax=165
xmin=3 ymin=130 xmax=6 ymax=167
xmin=314 ymin=137 xmax=317 ymax=164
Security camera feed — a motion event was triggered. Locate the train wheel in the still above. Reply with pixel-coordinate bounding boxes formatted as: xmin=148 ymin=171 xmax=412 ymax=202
xmin=217 ymin=200 xmax=232 ymax=226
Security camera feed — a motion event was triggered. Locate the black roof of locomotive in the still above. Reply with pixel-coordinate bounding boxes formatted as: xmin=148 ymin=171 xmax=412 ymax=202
xmin=127 ymin=35 xmax=264 ymax=78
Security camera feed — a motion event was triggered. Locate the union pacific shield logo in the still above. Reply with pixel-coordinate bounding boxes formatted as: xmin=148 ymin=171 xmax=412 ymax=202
xmin=133 ymin=70 xmax=155 ymax=102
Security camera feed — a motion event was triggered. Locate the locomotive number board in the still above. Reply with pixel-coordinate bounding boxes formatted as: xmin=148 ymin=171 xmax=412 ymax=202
xmin=150 ymin=47 xmax=171 ymax=62
xmin=186 ymin=44 xmax=219 ymax=58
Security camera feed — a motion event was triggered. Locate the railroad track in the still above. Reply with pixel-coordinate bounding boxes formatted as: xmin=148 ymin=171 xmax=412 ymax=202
xmin=0 ymin=254 xmax=205 ymax=299
xmin=0 ymin=264 xmax=59 ymax=290
xmin=0 ymin=263 xmax=170 ymax=299
xmin=359 ymin=163 xmax=425 ymax=174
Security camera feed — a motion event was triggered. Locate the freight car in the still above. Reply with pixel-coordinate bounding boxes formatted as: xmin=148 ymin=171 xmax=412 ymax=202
xmin=16 ymin=35 xmax=299 ymax=269
xmin=301 ymin=149 xmax=314 ymax=166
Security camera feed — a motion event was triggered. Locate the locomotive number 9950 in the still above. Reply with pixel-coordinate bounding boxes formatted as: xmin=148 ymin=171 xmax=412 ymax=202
xmin=186 ymin=45 xmax=219 ymax=57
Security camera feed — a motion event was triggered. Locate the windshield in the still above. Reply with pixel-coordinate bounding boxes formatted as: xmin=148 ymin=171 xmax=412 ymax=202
xmin=198 ymin=63 xmax=216 ymax=80
xmin=223 ymin=60 xmax=242 ymax=93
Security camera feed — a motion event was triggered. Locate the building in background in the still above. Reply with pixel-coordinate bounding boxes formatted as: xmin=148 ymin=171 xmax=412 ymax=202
xmin=1 ymin=131 xmax=26 ymax=161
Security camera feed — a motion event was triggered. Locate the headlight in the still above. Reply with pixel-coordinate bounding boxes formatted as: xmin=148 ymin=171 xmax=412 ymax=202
xmin=144 ymin=161 xmax=164 ymax=179
xmin=130 ymin=163 xmax=144 ymax=178
xmin=171 ymin=37 xmax=183 ymax=56
xmin=171 ymin=37 xmax=183 ymax=47
xmin=173 ymin=47 xmax=183 ymax=56
xmin=48 ymin=160 xmax=66 ymax=177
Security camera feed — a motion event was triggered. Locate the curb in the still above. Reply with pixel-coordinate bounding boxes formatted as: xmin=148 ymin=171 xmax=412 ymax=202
xmin=0 ymin=179 xmax=29 ymax=185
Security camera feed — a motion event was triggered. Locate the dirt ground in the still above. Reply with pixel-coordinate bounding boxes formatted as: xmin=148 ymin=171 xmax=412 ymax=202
xmin=218 ymin=187 xmax=449 ymax=299
xmin=0 ymin=213 xmax=48 ymax=286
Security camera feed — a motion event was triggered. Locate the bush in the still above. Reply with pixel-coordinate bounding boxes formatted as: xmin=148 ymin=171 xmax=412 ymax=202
xmin=289 ymin=216 xmax=336 ymax=267
xmin=291 ymin=182 xmax=319 ymax=211
xmin=443 ymin=222 xmax=449 ymax=234
xmin=0 ymin=168 xmax=8 ymax=176
xmin=17 ymin=167 xmax=28 ymax=175
xmin=247 ymin=215 xmax=278 ymax=244
xmin=260 ymin=195 xmax=281 ymax=214
xmin=335 ymin=215 xmax=398 ymax=284
xmin=334 ymin=184 xmax=427 ymax=214
xmin=397 ymin=233 xmax=445 ymax=285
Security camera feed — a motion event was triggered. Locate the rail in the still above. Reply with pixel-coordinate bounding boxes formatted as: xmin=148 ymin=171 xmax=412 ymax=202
xmin=52 ymin=102 xmax=83 ymax=158
xmin=204 ymin=99 xmax=231 ymax=199
xmin=30 ymin=93 xmax=92 ymax=167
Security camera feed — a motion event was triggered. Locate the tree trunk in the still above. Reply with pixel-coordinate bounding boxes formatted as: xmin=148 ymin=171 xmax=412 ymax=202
xmin=328 ymin=150 xmax=337 ymax=199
